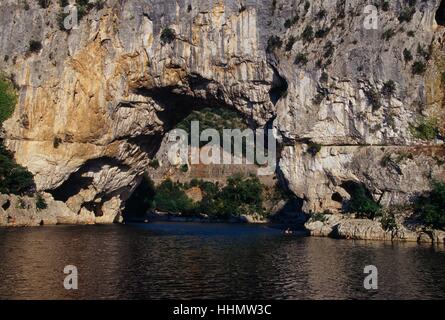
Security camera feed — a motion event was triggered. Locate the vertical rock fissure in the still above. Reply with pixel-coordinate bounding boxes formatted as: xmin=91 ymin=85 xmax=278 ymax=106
xmin=436 ymin=0 xmax=445 ymax=26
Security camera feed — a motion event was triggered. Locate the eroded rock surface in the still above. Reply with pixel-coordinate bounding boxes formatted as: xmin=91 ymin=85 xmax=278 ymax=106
xmin=0 ymin=0 xmax=444 ymax=224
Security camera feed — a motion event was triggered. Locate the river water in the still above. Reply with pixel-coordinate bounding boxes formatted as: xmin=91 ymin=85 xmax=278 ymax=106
xmin=0 ymin=222 xmax=444 ymax=300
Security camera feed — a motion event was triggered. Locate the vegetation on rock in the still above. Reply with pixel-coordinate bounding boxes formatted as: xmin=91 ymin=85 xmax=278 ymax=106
xmin=57 ymin=0 xmax=105 ymax=30
xmin=285 ymin=36 xmax=296 ymax=51
xmin=266 ymin=35 xmax=282 ymax=52
xmin=125 ymin=174 xmax=267 ymax=219
xmin=160 ymin=27 xmax=176 ymax=44
xmin=381 ymin=80 xmax=396 ymax=98
xmin=306 ymin=142 xmax=322 ymax=157
xmin=154 ymin=179 xmax=195 ymax=214
xmin=410 ymin=117 xmax=438 ymax=140
xmin=175 ymin=107 xmax=248 ymax=156
xmin=381 ymin=211 xmax=397 ymax=231
xmin=0 ymin=145 xmax=35 ymax=195
xmin=345 ymin=183 xmax=382 ymax=219
xmin=302 ymin=26 xmax=314 ymax=43
xmin=403 ymin=48 xmax=413 ymax=62
xmin=294 ymin=53 xmax=308 ymax=66
xmin=412 ymin=60 xmax=426 ymax=75
xmin=415 ymin=182 xmax=445 ymax=229
xmin=29 ymin=40 xmax=42 ymax=53
xmin=365 ymin=87 xmax=382 ymax=111
xmin=0 ymin=75 xmax=35 ymax=195
xmin=149 ymin=159 xmax=160 ymax=169
xmin=0 ymin=74 xmax=16 ymax=124
xmin=35 ymin=192 xmax=47 ymax=210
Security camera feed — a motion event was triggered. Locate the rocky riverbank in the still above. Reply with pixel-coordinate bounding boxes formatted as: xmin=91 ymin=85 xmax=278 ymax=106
xmin=0 ymin=193 xmax=122 ymax=227
xmin=3 ymin=195 xmax=444 ymax=246
xmin=305 ymin=213 xmax=445 ymax=244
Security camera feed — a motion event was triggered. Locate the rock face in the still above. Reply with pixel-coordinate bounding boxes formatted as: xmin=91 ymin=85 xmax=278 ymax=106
xmin=0 ymin=0 xmax=444 ymax=223
xmin=0 ymin=193 xmax=93 ymax=227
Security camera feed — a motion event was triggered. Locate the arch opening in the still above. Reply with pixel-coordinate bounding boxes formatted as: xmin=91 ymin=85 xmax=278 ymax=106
xmin=436 ymin=0 xmax=445 ymax=26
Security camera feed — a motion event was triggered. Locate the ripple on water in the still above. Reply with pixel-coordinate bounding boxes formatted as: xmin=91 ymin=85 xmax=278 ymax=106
xmin=0 ymin=223 xmax=444 ymax=299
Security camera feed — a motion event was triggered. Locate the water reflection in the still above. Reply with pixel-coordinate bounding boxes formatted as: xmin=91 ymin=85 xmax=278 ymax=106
xmin=0 ymin=223 xmax=444 ymax=299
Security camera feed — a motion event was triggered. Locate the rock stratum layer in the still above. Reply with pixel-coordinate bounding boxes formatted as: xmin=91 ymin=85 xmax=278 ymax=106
xmin=0 ymin=0 xmax=444 ymax=224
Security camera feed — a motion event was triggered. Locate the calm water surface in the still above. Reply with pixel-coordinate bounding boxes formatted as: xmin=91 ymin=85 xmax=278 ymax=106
xmin=0 ymin=222 xmax=444 ymax=300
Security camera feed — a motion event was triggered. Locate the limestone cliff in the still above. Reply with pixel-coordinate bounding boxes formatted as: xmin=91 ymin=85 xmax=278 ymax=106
xmin=0 ymin=0 xmax=444 ymax=224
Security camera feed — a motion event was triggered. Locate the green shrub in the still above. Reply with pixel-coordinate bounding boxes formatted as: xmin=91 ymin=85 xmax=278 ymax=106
xmin=380 ymin=154 xmax=392 ymax=167
xmin=316 ymin=9 xmax=327 ymax=20
xmin=382 ymin=29 xmax=395 ymax=41
xmin=301 ymin=26 xmax=314 ymax=43
xmin=175 ymin=107 xmax=248 ymax=154
xmin=412 ymin=60 xmax=426 ymax=75
xmin=125 ymin=175 xmax=267 ymax=220
xmin=215 ymin=174 xmax=264 ymax=218
xmin=417 ymin=44 xmax=431 ymax=60
xmin=284 ymin=16 xmax=298 ymax=28
xmin=313 ymin=91 xmax=327 ymax=105
xmin=160 ymin=27 xmax=176 ymax=44
xmin=415 ymin=182 xmax=445 ymax=229
xmin=0 ymin=74 xmax=17 ymax=124
xmin=381 ymin=212 xmax=397 ymax=231
xmin=0 ymin=75 xmax=34 ymax=196
xmin=345 ymin=183 xmax=382 ymax=219
xmin=381 ymin=1 xmax=390 ymax=11
xmin=285 ymin=36 xmax=296 ymax=51
xmin=320 ymin=71 xmax=328 ymax=83
xmin=311 ymin=212 xmax=326 ymax=222
xmin=266 ymin=35 xmax=282 ymax=52
xmin=153 ymin=179 xmax=194 ymax=214
xmin=381 ymin=80 xmax=396 ymax=98
xmin=58 ymin=12 xmax=70 ymax=30
xmin=323 ymin=41 xmax=334 ymax=59
xmin=59 ymin=0 xmax=69 ymax=7
xmin=0 ymin=144 xmax=35 ymax=195
xmin=29 ymin=40 xmax=42 ymax=53
xmin=53 ymin=137 xmax=62 ymax=149
xmin=398 ymin=7 xmax=415 ymax=23
xmin=306 ymin=142 xmax=321 ymax=156
xmin=58 ymin=0 xmax=104 ymax=30
xmin=38 ymin=0 xmax=51 ymax=8
xmin=294 ymin=53 xmax=308 ymax=65
xmin=315 ymin=28 xmax=329 ymax=38
xmin=35 ymin=193 xmax=47 ymax=210
xmin=149 ymin=159 xmax=160 ymax=169
xmin=403 ymin=48 xmax=413 ymax=62
xmin=410 ymin=117 xmax=438 ymax=140
xmin=365 ymin=88 xmax=381 ymax=111
xmin=16 ymin=197 xmax=27 ymax=209
xmin=195 ymin=175 xmax=266 ymax=218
